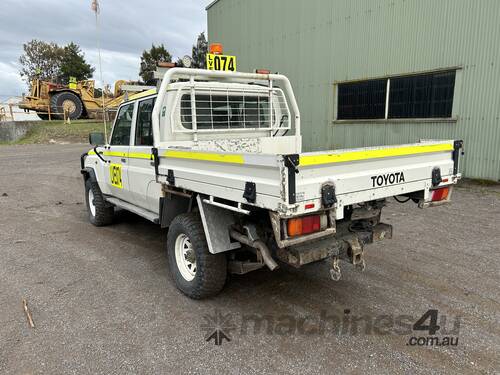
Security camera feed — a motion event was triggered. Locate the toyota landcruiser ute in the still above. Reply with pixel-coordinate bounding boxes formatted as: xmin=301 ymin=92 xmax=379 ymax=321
xmin=81 ymin=68 xmax=463 ymax=299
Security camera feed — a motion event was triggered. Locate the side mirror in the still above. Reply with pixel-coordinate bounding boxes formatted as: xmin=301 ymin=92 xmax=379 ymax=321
xmin=89 ymin=132 xmax=105 ymax=146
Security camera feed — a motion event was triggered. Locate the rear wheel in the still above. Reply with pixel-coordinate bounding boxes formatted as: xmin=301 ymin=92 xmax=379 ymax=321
xmin=50 ymin=92 xmax=84 ymax=120
xmin=167 ymin=213 xmax=227 ymax=299
xmin=84 ymin=179 xmax=114 ymax=226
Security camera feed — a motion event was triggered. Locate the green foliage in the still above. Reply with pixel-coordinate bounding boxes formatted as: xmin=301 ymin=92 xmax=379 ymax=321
xmin=59 ymin=42 xmax=95 ymax=83
xmin=19 ymin=39 xmax=63 ymax=83
xmin=19 ymin=39 xmax=94 ymax=85
xmin=139 ymin=44 xmax=172 ymax=84
xmin=191 ymin=32 xmax=208 ymax=69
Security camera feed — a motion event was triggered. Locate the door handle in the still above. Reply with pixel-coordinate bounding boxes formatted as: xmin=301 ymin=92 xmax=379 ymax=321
xmin=121 ymin=158 xmax=127 ymax=163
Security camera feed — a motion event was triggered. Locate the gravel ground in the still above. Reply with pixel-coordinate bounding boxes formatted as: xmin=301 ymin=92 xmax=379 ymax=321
xmin=0 ymin=144 xmax=499 ymax=375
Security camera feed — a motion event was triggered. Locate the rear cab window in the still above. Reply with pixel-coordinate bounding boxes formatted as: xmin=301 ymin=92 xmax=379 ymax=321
xmin=180 ymin=93 xmax=271 ymax=130
xmin=134 ymin=97 xmax=156 ymax=146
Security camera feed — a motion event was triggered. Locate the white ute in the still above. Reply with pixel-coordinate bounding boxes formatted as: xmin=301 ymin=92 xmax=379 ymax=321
xmin=81 ymin=68 xmax=463 ymax=299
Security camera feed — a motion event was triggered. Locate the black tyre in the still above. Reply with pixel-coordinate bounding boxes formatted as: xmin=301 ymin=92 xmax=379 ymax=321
xmin=167 ymin=213 xmax=227 ymax=299
xmin=50 ymin=91 xmax=84 ymax=120
xmin=84 ymin=178 xmax=114 ymax=226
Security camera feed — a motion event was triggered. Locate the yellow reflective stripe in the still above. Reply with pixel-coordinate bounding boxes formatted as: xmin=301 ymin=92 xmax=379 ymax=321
xmin=164 ymin=150 xmax=245 ymax=164
xmin=88 ymin=150 xmax=151 ymax=159
xmin=128 ymin=89 xmax=157 ymax=101
xmin=103 ymin=151 xmax=128 ymax=158
xmin=299 ymin=143 xmax=454 ymax=167
xmin=128 ymin=152 xmax=152 ymax=160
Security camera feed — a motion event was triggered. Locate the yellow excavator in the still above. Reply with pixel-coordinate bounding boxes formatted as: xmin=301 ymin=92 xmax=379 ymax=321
xmin=19 ymin=79 xmax=152 ymax=121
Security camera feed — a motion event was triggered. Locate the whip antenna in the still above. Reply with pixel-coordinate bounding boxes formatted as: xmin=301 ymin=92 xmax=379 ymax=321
xmin=92 ymin=0 xmax=108 ymax=141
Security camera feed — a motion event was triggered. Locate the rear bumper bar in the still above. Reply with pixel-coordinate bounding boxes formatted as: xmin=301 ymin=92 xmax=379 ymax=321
xmin=276 ymin=222 xmax=393 ymax=267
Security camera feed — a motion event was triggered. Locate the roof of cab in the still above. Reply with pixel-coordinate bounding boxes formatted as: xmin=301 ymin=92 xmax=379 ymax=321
xmin=127 ymin=88 xmax=157 ymax=102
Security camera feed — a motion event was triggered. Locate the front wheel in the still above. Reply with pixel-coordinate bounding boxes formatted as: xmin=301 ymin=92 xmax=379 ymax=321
xmin=167 ymin=213 xmax=227 ymax=299
xmin=84 ymin=178 xmax=114 ymax=226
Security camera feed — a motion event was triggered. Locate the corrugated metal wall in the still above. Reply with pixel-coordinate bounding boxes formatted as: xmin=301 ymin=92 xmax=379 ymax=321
xmin=208 ymin=0 xmax=500 ymax=180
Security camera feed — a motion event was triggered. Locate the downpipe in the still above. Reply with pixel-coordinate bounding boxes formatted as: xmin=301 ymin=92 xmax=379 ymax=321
xmin=229 ymin=229 xmax=279 ymax=271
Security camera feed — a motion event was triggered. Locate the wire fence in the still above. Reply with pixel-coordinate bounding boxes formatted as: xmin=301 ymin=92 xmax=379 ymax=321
xmin=0 ymin=102 xmax=73 ymax=123
xmin=0 ymin=102 xmax=117 ymax=123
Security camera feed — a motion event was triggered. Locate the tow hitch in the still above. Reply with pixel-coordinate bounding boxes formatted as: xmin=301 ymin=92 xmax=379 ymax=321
xmin=328 ymin=237 xmax=365 ymax=281
xmin=344 ymin=235 xmax=366 ymax=272
xmin=328 ymin=223 xmax=392 ymax=281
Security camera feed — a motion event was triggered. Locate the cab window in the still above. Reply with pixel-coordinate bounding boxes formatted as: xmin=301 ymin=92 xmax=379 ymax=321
xmin=110 ymin=103 xmax=134 ymax=145
xmin=135 ymin=97 xmax=156 ymax=146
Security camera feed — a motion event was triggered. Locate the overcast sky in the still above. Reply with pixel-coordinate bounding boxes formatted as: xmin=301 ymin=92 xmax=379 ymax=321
xmin=0 ymin=0 xmax=210 ymax=99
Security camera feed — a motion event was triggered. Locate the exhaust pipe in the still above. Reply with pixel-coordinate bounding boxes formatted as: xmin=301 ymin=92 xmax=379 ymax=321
xmin=229 ymin=229 xmax=279 ymax=271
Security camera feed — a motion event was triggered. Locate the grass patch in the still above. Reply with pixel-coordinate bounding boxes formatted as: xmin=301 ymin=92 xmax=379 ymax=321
xmin=457 ymin=178 xmax=500 ymax=196
xmin=15 ymin=120 xmax=107 ymax=144
xmin=462 ymin=177 xmax=500 ymax=186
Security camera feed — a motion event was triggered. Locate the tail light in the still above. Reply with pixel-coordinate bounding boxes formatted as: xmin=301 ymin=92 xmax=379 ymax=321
xmin=431 ymin=186 xmax=449 ymax=202
xmin=287 ymin=214 xmax=327 ymax=237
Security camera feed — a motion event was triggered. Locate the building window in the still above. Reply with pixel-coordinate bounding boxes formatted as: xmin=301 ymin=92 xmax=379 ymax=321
xmin=337 ymin=70 xmax=456 ymax=120
xmin=337 ymin=79 xmax=387 ymax=120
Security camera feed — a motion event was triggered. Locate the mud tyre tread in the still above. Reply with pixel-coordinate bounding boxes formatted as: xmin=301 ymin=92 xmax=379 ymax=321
xmin=167 ymin=213 xmax=227 ymax=299
xmin=85 ymin=178 xmax=114 ymax=226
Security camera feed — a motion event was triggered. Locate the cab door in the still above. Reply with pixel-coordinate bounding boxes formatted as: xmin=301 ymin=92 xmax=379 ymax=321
xmin=106 ymin=101 xmax=136 ymax=202
xmin=128 ymin=96 xmax=160 ymax=212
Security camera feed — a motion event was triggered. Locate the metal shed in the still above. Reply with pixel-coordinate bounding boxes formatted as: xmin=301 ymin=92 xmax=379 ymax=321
xmin=207 ymin=0 xmax=500 ymax=180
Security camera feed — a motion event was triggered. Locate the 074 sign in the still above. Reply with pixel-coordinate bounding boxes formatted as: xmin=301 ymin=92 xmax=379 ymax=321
xmin=206 ymin=53 xmax=236 ymax=72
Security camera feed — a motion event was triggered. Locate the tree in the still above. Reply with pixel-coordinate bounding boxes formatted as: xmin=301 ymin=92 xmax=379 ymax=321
xmin=59 ymin=42 xmax=94 ymax=83
xmin=19 ymin=39 xmax=63 ymax=83
xmin=191 ymin=32 xmax=208 ymax=69
xmin=139 ymin=44 xmax=172 ymax=84
xmin=19 ymin=40 xmax=94 ymax=85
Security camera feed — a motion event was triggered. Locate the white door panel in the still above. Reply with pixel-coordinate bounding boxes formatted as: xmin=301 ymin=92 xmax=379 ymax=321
xmin=128 ymin=146 xmax=156 ymax=210
xmin=146 ymin=180 xmax=162 ymax=212
xmin=107 ymin=102 xmax=136 ymax=203
xmin=128 ymin=97 xmax=158 ymax=212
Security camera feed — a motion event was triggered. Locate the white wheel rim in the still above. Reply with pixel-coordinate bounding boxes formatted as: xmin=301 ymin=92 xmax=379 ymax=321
xmin=88 ymin=189 xmax=96 ymax=217
xmin=175 ymin=233 xmax=196 ymax=281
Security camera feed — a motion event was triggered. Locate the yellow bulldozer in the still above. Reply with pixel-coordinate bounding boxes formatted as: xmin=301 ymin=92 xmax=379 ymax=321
xmin=19 ymin=79 xmax=152 ymax=121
